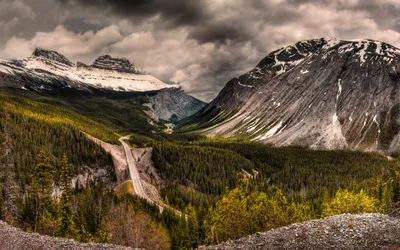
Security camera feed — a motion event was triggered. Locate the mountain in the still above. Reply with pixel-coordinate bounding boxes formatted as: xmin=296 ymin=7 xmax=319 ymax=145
xmin=182 ymin=38 xmax=400 ymax=153
xmin=148 ymin=88 xmax=206 ymax=122
xmin=0 ymin=48 xmax=205 ymax=122
xmin=0 ymin=48 xmax=175 ymax=92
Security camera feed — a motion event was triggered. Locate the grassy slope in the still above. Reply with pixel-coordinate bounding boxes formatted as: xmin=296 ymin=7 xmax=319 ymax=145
xmin=115 ymin=180 xmax=135 ymax=196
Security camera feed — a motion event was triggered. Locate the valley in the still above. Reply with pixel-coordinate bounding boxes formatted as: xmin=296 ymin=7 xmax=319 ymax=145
xmin=3 ymin=0 xmax=400 ymax=249
xmin=0 ymin=40 xmax=399 ymax=250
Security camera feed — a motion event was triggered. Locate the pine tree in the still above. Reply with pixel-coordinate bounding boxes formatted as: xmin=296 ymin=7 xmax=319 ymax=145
xmin=31 ymin=149 xmax=55 ymax=232
xmin=381 ymin=182 xmax=394 ymax=213
xmin=59 ymin=154 xmax=76 ymax=238
xmin=0 ymin=105 xmax=21 ymax=223
xmin=394 ymin=177 xmax=400 ymax=203
xmin=186 ymin=205 xmax=199 ymax=248
xmin=391 ymin=171 xmax=400 ymax=203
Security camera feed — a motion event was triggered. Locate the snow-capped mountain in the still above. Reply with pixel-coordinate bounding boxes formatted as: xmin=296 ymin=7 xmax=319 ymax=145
xmin=0 ymin=48 xmax=178 ymax=92
xmin=183 ymin=38 xmax=400 ymax=153
xmin=0 ymin=48 xmax=205 ymax=122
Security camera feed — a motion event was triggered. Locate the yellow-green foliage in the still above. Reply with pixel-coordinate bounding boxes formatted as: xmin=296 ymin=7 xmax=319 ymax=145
xmin=0 ymin=95 xmax=120 ymax=143
xmin=205 ymin=184 xmax=311 ymax=244
xmin=115 ymin=181 xmax=135 ymax=196
xmin=196 ymin=136 xmax=247 ymax=144
xmin=323 ymin=189 xmax=379 ymax=216
xmin=103 ymin=202 xmax=171 ymax=250
xmin=0 ymin=90 xmax=160 ymax=144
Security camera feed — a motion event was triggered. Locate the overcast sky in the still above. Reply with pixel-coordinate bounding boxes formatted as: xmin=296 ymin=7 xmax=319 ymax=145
xmin=1 ymin=0 xmax=400 ymax=101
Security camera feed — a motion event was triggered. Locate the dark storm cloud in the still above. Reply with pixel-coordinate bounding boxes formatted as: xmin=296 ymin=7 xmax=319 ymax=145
xmin=3 ymin=0 xmax=400 ymax=101
xmin=63 ymin=18 xmax=104 ymax=34
xmin=188 ymin=22 xmax=256 ymax=44
xmin=59 ymin=0 xmax=207 ymax=28
xmin=60 ymin=0 xmax=260 ymax=45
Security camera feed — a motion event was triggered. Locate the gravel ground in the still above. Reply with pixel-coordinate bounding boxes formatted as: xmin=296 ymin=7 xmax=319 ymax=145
xmin=201 ymin=214 xmax=400 ymax=250
xmin=0 ymin=221 xmax=138 ymax=250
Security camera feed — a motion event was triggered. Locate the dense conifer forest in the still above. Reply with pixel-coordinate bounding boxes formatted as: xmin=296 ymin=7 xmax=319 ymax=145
xmin=0 ymin=90 xmax=205 ymax=249
xmin=0 ymin=89 xmax=399 ymax=249
xmin=129 ymin=132 xmax=400 ymax=246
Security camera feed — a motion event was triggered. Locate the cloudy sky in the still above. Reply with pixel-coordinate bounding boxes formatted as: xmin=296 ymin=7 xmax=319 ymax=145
xmin=1 ymin=0 xmax=400 ymax=101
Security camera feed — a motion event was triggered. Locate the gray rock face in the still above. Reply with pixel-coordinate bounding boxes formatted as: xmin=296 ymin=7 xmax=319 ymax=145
xmin=92 ymin=54 xmax=145 ymax=74
xmin=202 ymin=213 xmax=400 ymax=250
xmin=186 ymin=38 xmax=400 ymax=153
xmin=77 ymin=61 xmax=90 ymax=68
xmin=149 ymin=88 xmax=206 ymax=122
xmin=0 ymin=220 xmax=136 ymax=250
xmin=32 ymin=48 xmax=74 ymax=67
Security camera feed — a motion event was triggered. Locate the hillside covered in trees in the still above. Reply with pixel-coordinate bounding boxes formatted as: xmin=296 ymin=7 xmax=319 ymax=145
xmin=129 ymin=133 xmax=400 ymax=245
xmin=0 ymin=88 xmax=399 ymax=249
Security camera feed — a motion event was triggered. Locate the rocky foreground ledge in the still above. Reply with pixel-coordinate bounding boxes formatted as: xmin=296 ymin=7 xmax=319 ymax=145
xmin=202 ymin=214 xmax=400 ymax=250
xmin=0 ymin=221 xmax=137 ymax=250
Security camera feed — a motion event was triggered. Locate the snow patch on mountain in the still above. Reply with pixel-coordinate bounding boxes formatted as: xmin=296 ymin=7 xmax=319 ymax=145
xmin=0 ymin=48 xmax=179 ymax=92
xmin=184 ymin=37 xmax=400 ymax=153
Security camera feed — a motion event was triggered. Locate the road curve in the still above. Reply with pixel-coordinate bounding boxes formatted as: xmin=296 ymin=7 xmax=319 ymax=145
xmin=119 ymin=136 xmax=185 ymax=216
xmin=119 ymin=136 xmax=154 ymax=205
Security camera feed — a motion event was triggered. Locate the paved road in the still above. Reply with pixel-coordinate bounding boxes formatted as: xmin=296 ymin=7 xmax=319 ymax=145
xmin=119 ymin=136 xmax=185 ymax=216
xmin=119 ymin=136 xmax=154 ymax=205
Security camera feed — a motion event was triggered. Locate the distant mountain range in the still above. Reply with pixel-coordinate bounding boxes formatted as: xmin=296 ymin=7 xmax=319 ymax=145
xmin=0 ymin=48 xmax=205 ymax=122
xmin=182 ymin=38 xmax=400 ymax=154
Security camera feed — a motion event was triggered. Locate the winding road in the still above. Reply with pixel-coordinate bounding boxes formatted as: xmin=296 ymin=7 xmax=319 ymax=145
xmin=119 ymin=135 xmax=185 ymax=216
xmin=119 ymin=136 xmax=154 ymax=205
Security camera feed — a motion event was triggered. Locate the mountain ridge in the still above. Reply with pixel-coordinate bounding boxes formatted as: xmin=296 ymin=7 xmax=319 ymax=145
xmin=32 ymin=48 xmax=74 ymax=67
xmin=182 ymin=37 xmax=400 ymax=153
xmin=91 ymin=54 xmax=146 ymax=74
xmin=0 ymin=48 xmax=206 ymax=122
xmin=0 ymin=48 xmax=179 ymax=92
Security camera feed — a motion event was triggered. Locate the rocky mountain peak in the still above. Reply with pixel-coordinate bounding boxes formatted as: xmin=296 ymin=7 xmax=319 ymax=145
xmin=32 ymin=48 xmax=74 ymax=66
xmin=91 ymin=54 xmax=146 ymax=74
xmin=183 ymin=37 xmax=400 ymax=153
xmin=0 ymin=49 xmax=179 ymax=93
xmin=254 ymin=37 xmax=400 ymax=78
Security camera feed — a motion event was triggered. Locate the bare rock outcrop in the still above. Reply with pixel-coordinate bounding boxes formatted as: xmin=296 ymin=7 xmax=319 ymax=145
xmin=91 ymin=54 xmax=145 ymax=74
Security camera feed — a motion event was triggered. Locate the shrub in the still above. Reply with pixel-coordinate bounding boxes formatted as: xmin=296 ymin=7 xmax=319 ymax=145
xmin=323 ymin=189 xmax=379 ymax=216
